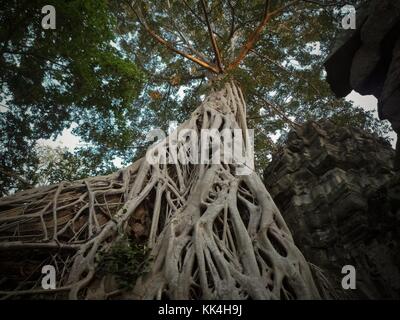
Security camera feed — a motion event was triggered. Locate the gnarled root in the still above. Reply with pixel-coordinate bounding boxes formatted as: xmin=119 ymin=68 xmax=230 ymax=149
xmin=0 ymin=82 xmax=320 ymax=299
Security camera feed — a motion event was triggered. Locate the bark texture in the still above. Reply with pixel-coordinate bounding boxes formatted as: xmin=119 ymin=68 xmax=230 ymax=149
xmin=0 ymin=82 xmax=319 ymax=300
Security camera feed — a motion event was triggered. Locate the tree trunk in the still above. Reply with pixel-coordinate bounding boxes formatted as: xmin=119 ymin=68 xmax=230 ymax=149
xmin=0 ymin=81 xmax=320 ymax=300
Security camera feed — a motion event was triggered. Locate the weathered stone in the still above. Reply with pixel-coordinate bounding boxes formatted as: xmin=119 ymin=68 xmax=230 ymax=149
xmin=264 ymin=120 xmax=400 ymax=299
xmin=324 ymin=0 xmax=400 ymax=165
xmin=380 ymin=36 xmax=400 ymax=132
xmin=324 ymin=4 xmax=368 ymax=97
xmin=350 ymin=1 xmax=400 ymax=95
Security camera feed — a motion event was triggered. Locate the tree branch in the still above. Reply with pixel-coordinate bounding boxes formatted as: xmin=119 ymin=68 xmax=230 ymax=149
xmin=0 ymin=241 xmax=80 ymax=250
xmin=226 ymin=0 xmax=299 ymax=72
xmin=0 ymin=166 xmax=32 ymax=187
xmin=182 ymin=0 xmax=225 ymax=40
xmin=128 ymin=2 xmax=219 ymax=74
xmin=227 ymin=0 xmax=236 ymax=42
xmin=252 ymin=93 xmax=300 ymax=129
xmin=200 ymin=0 xmax=224 ymax=73
xmin=301 ymin=0 xmax=348 ymax=7
xmin=250 ymin=48 xmax=322 ymax=96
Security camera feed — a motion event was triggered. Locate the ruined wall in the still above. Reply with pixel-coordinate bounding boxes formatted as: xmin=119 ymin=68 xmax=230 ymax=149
xmin=264 ymin=120 xmax=400 ymax=299
xmin=324 ymin=0 xmax=400 ymax=167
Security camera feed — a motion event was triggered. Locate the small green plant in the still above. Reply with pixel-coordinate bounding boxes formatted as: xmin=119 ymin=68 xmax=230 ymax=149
xmin=97 ymin=237 xmax=150 ymax=290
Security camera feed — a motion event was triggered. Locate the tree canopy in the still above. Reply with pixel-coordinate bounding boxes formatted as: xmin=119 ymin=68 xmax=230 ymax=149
xmin=0 ymin=0 xmax=143 ymax=195
xmin=0 ymin=0 xmax=389 ymax=196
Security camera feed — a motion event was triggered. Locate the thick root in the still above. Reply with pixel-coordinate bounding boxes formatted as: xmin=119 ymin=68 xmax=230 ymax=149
xmin=0 ymin=82 xmax=320 ymax=299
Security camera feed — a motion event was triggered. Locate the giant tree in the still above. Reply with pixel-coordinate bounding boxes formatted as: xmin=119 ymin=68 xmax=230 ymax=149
xmin=0 ymin=0 xmax=384 ymax=299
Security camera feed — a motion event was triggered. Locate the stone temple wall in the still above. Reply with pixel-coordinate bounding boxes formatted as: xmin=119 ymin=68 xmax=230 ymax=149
xmin=264 ymin=120 xmax=400 ymax=299
xmin=324 ymin=0 xmax=400 ymax=167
